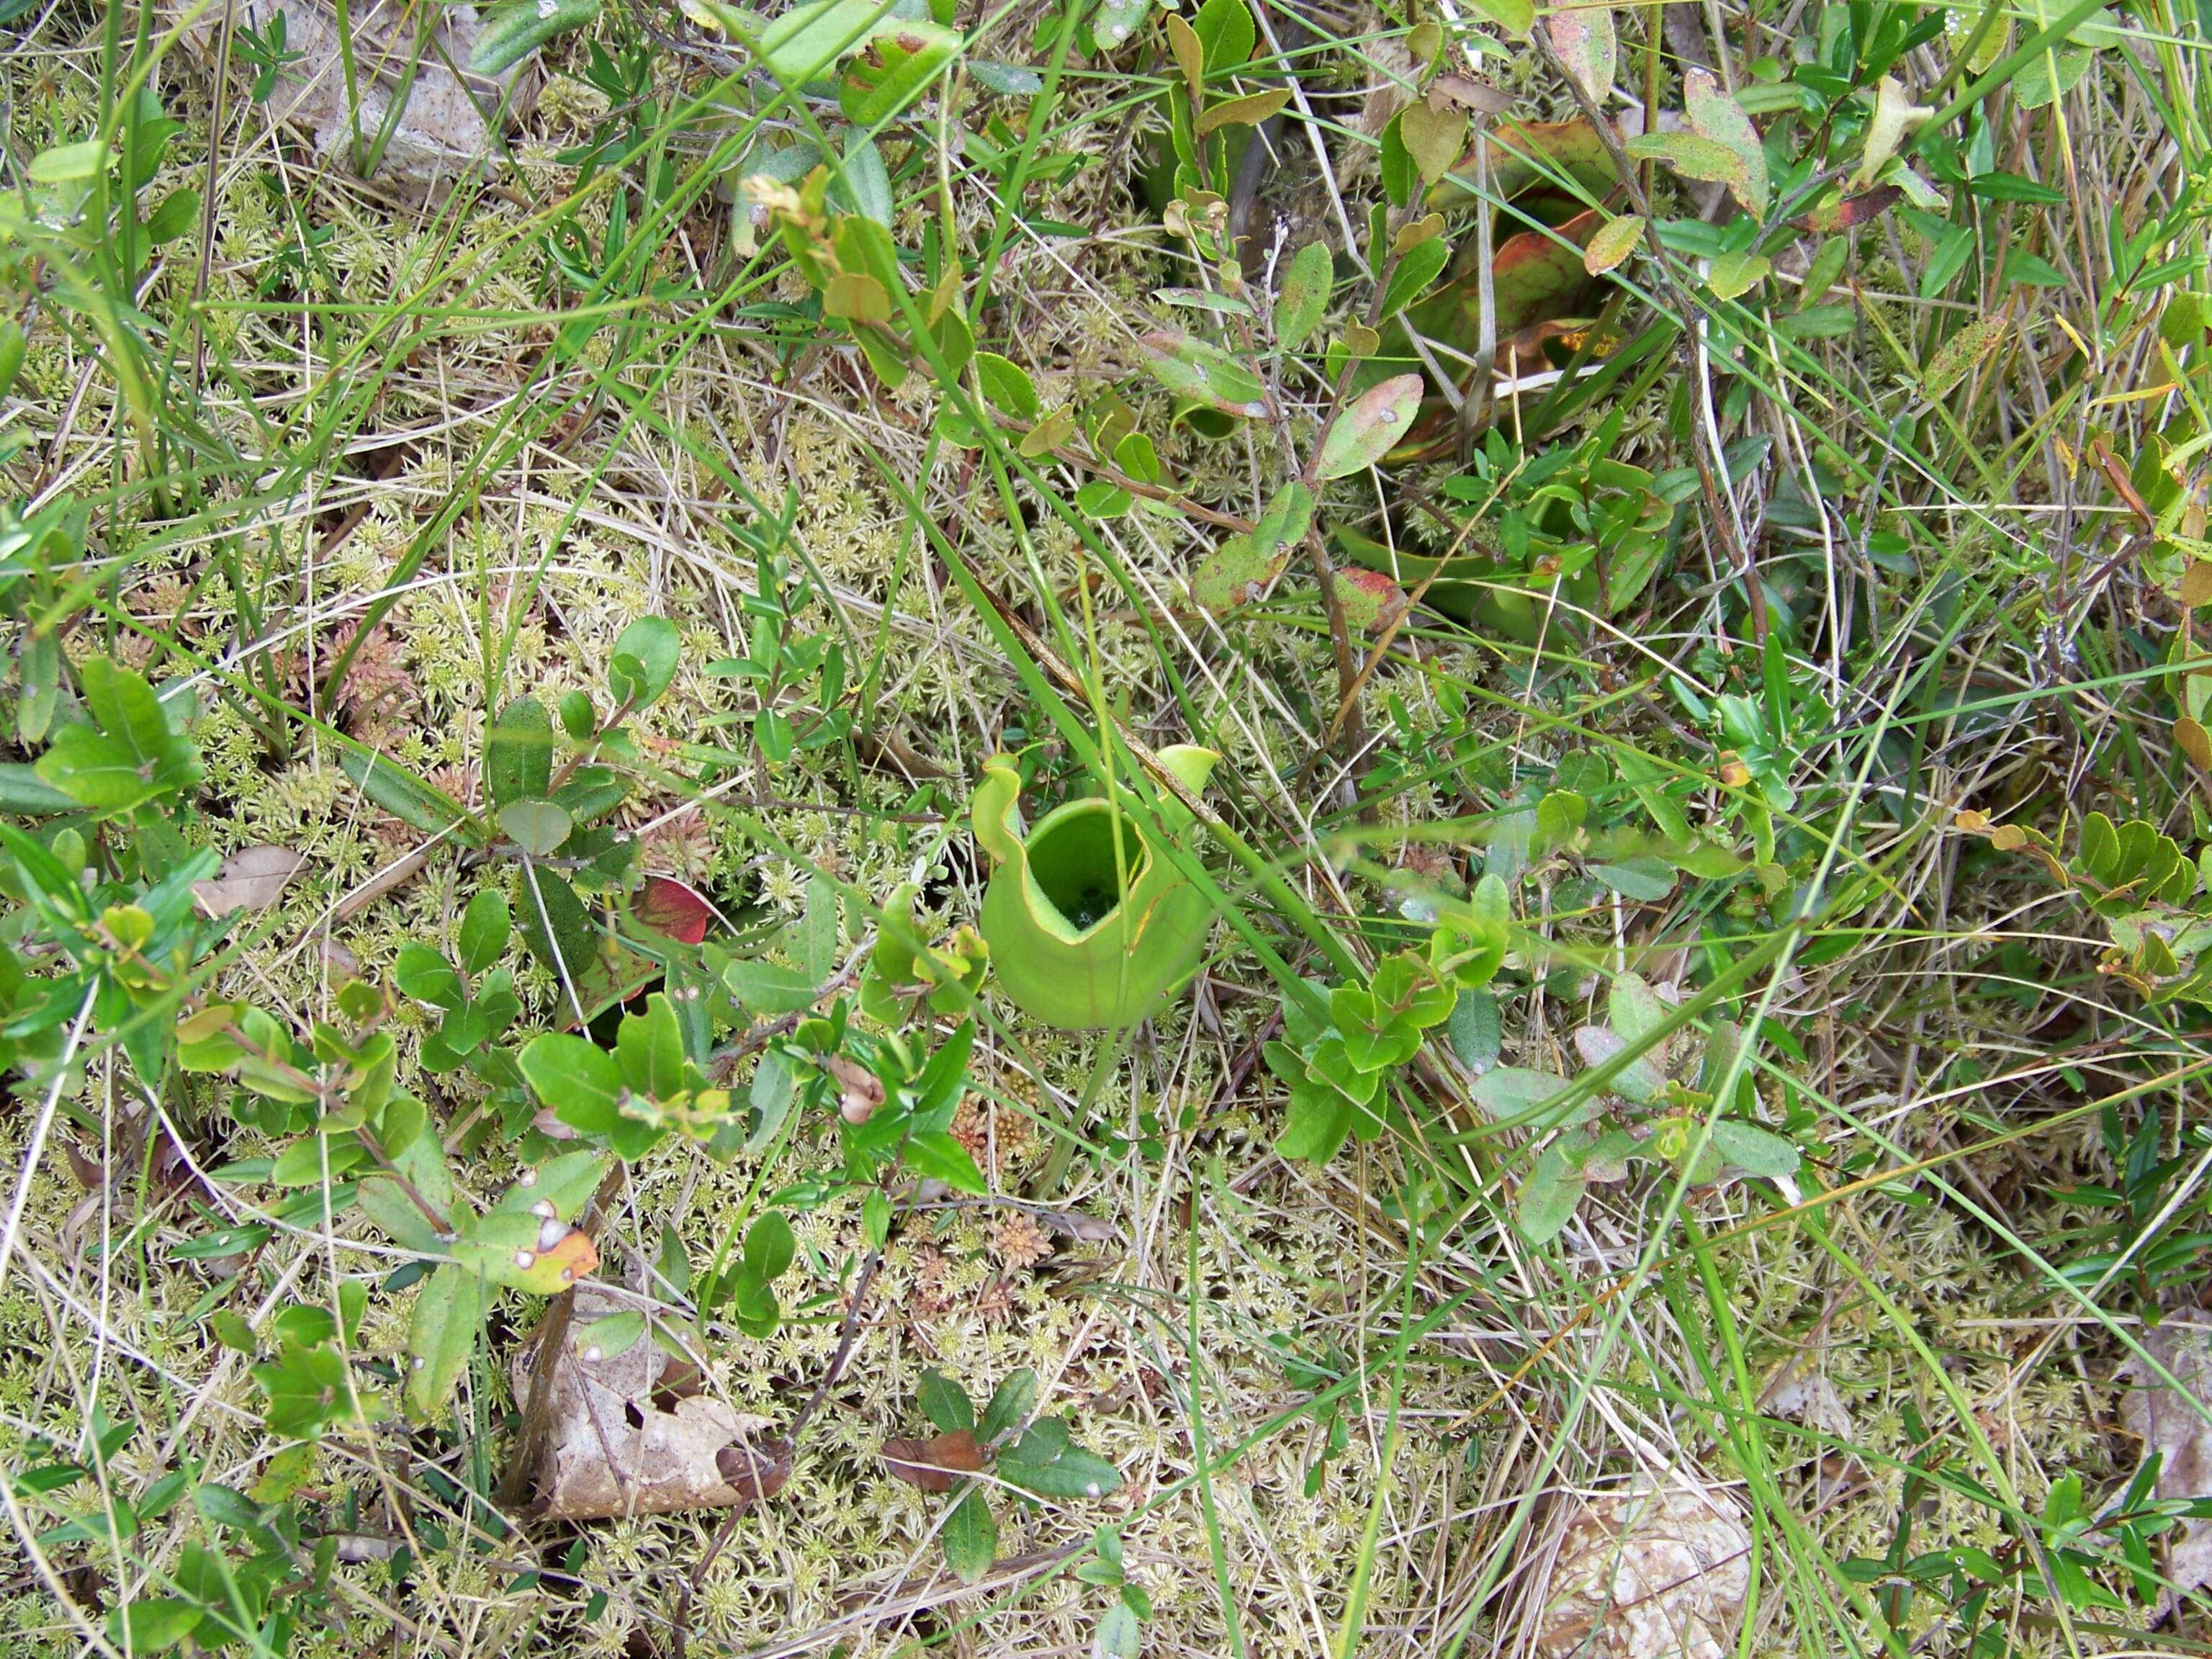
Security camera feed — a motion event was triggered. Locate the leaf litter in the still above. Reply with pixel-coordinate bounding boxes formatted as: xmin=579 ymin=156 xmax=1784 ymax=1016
xmin=507 ymin=1285 xmax=790 ymax=1521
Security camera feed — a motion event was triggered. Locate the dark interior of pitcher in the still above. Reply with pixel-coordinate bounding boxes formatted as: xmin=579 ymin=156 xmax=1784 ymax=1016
xmin=1028 ymin=808 xmax=1150 ymax=933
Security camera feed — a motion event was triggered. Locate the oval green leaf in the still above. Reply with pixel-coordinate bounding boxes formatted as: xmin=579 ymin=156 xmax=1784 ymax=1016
xmin=1314 ymin=374 xmax=1421 ymax=479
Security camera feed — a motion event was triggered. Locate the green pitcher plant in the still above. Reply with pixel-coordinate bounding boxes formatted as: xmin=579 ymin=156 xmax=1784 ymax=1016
xmin=971 ymin=747 xmax=1219 ymax=1030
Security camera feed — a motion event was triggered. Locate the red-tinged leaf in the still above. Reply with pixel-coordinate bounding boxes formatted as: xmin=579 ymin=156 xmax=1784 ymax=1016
xmin=530 ymin=873 xmax=721 ymax=1033
xmin=1194 ymin=533 xmax=1298 ymax=608
xmin=634 ymin=875 xmax=719 ymax=945
xmin=1429 ymin=117 xmax=1613 ymax=210
xmin=1683 ymin=69 xmax=1769 ymax=216
xmin=1315 ymin=374 xmax=1423 ymax=478
xmin=1547 ymin=5 xmax=1617 ymax=104
xmin=511 ymin=1226 xmax=601 ymax=1295
xmin=1492 ymin=206 xmax=1604 ymax=336
xmin=1428 ymin=74 xmax=1513 ymax=117
xmin=1805 ymin=184 xmax=1901 ymax=232
xmin=564 ymin=950 xmax=655 ymax=1030
xmin=1191 ymin=481 xmax=1312 ymax=613
xmin=882 ymin=1429 xmax=985 ymax=1493
xmin=1328 ymin=567 xmax=1412 ymax=634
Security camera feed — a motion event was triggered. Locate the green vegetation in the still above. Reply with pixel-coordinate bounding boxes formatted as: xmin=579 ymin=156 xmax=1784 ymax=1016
xmin=1 ymin=0 xmax=2210 ymax=1653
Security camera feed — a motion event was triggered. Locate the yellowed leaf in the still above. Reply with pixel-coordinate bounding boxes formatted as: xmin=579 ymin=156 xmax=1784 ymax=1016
xmin=1547 ymin=4 xmax=1617 ymax=104
xmin=1855 ymin=74 xmax=1933 ymax=189
xmin=1583 ymin=213 xmax=1646 ymax=274
xmin=824 ymin=271 xmax=890 ymax=325
xmin=1923 ymin=311 xmax=2010 ymax=399
xmin=2179 ymin=717 xmax=2212 ymax=771
xmin=1164 ymin=12 xmax=1202 ymax=101
xmin=1683 ymin=69 xmax=1770 ymax=216
xmin=1399 ymin=99 xmax=1470 ymax=186
xmin=510 ymin=1226 xmax=599 ymax=1295
xmin=1393 ymin=212 xmax=1447 ymax=254
xmin=1196 ymin=87 xmax=1292 ymax=137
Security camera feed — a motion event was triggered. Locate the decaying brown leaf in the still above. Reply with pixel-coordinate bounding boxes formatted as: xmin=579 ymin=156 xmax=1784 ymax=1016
xmin=63 ymin=1140 xmax=105 ymax=1192
xmin=1763 ymin=1370 xmax=1853 ymax=1439
xmin=506 ymin=1288 xmax=787 ymax=1521
xmin=171 ymin=0 xmax=539 ymax=198
xmin=192 ymin=846 xmax=305 ymax=916
xmin=2177 ymin=716 xmax=2212 ymax=771
xmin=825 ymin=1053 xmax=886 ymax=1124
xmin=1427 ymin=75 xmax=1511 ymax=117
xmin=2119 ymin=1310 xmax=2212 ymax=1609
xmin=882 ymin=1429 xmax=985 ymax=1493
xmin=1529 ymin=1473 xmax=1750 ymax=1659
xmin=1807 ymin=184 xmax=1903 ymax=233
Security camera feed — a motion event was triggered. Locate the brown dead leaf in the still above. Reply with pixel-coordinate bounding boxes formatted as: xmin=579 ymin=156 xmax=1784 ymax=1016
xmin=881 ymin=1429 xmax=984 ymax=1493
xmin=1499 ymin=318 xmax=1598 ymax=377
xmin=1763 ymin=1370 xmax=1853 ymax=1439
xmin=716 ymin=1439 xmax=793 ymax=1503
xmin=170 ymin=0 xmax=539 ymax=199
xmin=1529 ymin=1473 xmax=1750 ymax=1659
xmin=1040 ymin=1209 xmax=1120 ymax=1244
xmin=63 ymin=1140 xmax=105 ymax=1192
xmin=825 ymin=1053 xmax=886 ymax=1124
xmin=1807 ymin=184 xmax=1902 ymax=232
xmin=331 ymin=845 xmax=432 ymax=923
xmin=2120 ymin=1310 xmax=2212 ymax=1609
xmin=2179 ymin=717 xmax=2212 ymax=772
xmin=192 ymin=847 xmax=305 ymax=916
xmin=1358 ymin=37 xmax=1417 ymax=137
xmin=505 ymin=1287 xmax=782 ymax=1521
xmin=1428 ymin=75 xmax=1511 ymax=117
